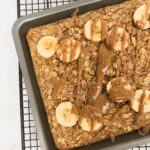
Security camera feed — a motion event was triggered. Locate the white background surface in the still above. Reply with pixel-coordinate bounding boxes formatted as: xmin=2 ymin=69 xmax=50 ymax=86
xmin=0 ymin=0 xmax=21 ymax=150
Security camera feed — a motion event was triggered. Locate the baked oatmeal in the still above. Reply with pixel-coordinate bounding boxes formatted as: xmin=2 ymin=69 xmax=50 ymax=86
xmin=26 ymin=0 xmax=150 ymax=149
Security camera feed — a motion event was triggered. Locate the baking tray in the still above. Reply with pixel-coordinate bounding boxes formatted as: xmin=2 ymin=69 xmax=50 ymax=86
xmin=12 ymin=0 xmax=150 ymax=149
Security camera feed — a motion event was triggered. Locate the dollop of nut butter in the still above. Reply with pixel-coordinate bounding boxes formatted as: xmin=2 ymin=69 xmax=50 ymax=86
xmin=87 ymin=43 xmax=112 ymax=103
xmin=87 ymin=83 xmax=103 ymax=103
xmin=106 ymin=77 xmax=133 ymax=103
xmin=97 ymin=43 xmax=112 ymax=66
xmin=93 ymin=94 xmax=111 ymax=114
xmin=97 ymin=43 xmax=112 ymax=82
xmin=79 ymin=105 xmax=103 ymax=132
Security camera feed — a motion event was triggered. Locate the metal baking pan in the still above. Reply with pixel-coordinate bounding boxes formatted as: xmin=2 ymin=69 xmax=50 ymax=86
xmin=12 ymin=0 xmax=150 ymax=149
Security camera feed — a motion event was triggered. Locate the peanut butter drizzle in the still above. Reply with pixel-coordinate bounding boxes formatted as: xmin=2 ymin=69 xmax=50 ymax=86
xmin=121 ymin=30 xmax=127 ymax=50
xmin=97 ymin=43 xmax=112 ymax=75
xmin=139 ymin=90 xmax=145 ymax=115
xmin=70 ymin=41 xmax=80 ymax=61
xmin=76 ymin=48 xmax=86 ymax=95
xmin=87 ymin=43 xmax=112 ymax=105
xmin=71 ymin=7 xmax=79 ymax=27
xmin=96 ymin=66 xmax=104 ymax=83
xmin=93 ymin=94 xmax=111 ymax=114
xmin=91 ymin=20 xmax=96 ymax=39
xmin=143 ymin=4 xmax=150 ymax=23
xmin=146 ymin=4 xmax=150 ymax=19
xmin=91 ymin=19 xmax=101 ymax=39
xmin=109 ymin=132 xmax=116 ymax=142
xmin=70 ymin=41 xmax=75 ymax=61
xmin=96 ymin=43 xmax=112 ymax=85
xmin=71 ymin=104 xmax=78 ymax=115
xmin=87 ymin=83 xmax=102 ymax=103
xmin=59 ymin=40 xmax=68 ymax=61
xmin=91 ymin=117 xmax=95 ymax=132
xmin=86 ymin=43 xmax=112 ymax=135
xmin=81 ymin=105 xmax=101 ymax=118
xmin=101 ymin=20 xmax=108 ymax=41
xmin=72 ymin=7 xmax=79 ymax=17
xmin=51 ymin=66 xmax=72 ymax=99
xmin=137 ymin=89 xmax=150 ymax=136
xmin=108 ymin=78 xmax=133 ymax=102
xmin=108 ymin=27 xmax=118 ymax=49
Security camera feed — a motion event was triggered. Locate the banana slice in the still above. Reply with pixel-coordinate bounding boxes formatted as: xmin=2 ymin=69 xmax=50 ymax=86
xmin=55 ymin=102 xmax=78 ymax=127
xmin=143 ymin=73 xmax=150 ymax=86
xmin=56 ymin=38 xmax=81 ymax=63
xmin=84 ymin=19 xmax=108 ymax=42
xmin=133 ymin=4 xmax=150 ymax=30
xmin=106 ymin=27 xmax=130 ymax=51
xmin=37 ymin=36 xmax=58 ymax=58
xmin=107 ymin=77 xmax=133 ymax=103
xmin=79 ymin=105 xmax=103 ymax=132
xmin=131 ymin=89 xmax=150 ymax=113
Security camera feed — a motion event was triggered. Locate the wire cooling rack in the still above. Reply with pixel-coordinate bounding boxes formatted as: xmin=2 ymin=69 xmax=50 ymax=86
xmin=17 ymin=0 xmax=150 ymax=149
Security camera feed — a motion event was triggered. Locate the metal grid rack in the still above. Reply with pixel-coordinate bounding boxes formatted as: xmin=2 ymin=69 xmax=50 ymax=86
xmin=17 ymin=0 xmax=150 ymax=149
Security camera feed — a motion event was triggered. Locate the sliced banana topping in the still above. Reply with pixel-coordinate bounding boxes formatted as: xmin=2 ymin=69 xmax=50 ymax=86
xmin=56 ymin=38 xmax=81 ymax=63
xmin=133 ymin=4 xmax=150 ymax=30
xmin=131 ymin=89 xmax=150 ymax=113
xmin=107 ymin=77 xmax=133 ymax=103
xmin=79 ymin=105 xmax=103 ymax=132
xmin=106 ymin=27 xmax=130 ymax=51
xmin=55 ymin=102 xmax=78 ymax=127
xmin=143 ymin=73 xmax=150 ymax=86
xmin=84 ymin=19 xmax=108 ymax=42
xmin=37 ymin=36 xmax=58 ymax=58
